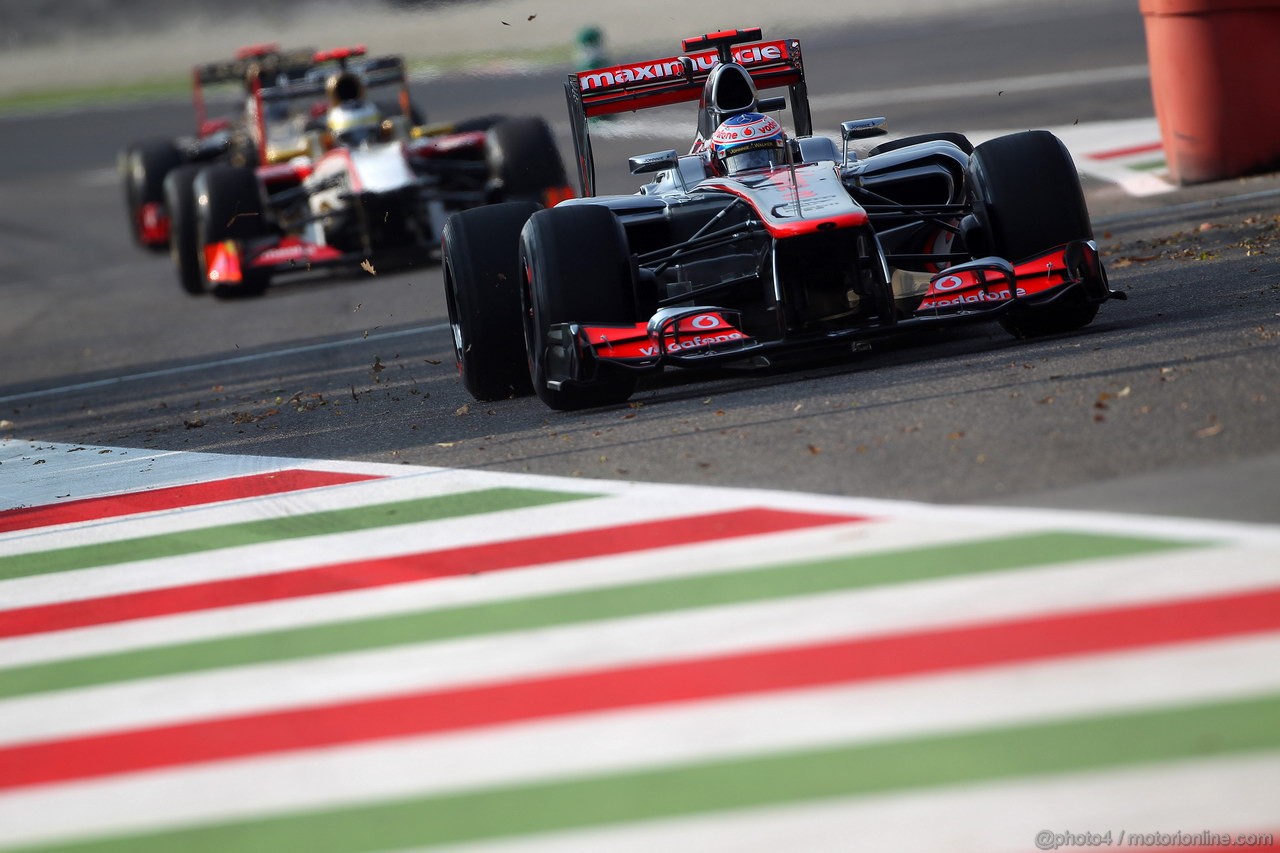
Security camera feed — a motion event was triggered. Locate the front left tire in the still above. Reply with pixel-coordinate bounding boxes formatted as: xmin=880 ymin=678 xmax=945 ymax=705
xmin=164 ymin=164 xmax=204 ymax=296
xmin=194 ymin=165 xmax=269 ymax=298
xmin=967 ymin=130 xmax=1101 ymax=338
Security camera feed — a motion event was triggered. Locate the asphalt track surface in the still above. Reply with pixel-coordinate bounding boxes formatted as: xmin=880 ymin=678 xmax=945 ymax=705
xmin=1 ymin=0 xmax=1278 ymax=523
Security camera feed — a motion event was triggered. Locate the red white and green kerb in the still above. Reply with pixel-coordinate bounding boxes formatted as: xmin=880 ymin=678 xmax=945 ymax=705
xmin=1 ymin=438 xmax=1278 ymax=852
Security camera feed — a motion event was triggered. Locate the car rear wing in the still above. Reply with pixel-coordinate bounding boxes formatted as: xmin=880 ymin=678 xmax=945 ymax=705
xmin=192 ymin=45 xmax=315 ymax=136
xmin=348 ymin=56 xmax=409 ymax=91
xmin=193 ymin=46 xmax=316 ymax=87
xmin=252 ymin=53 xmax=409 ymax=106
xmin=304 ymin=49 xmax=411 ymax=116
xmin=564 ymin=28 xmax=812 ymax=196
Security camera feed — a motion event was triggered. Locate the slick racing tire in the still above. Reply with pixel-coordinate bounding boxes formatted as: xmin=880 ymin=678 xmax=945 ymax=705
xmin=194 ymin=165 xmax=269 ymax=299
xmin=442 ymin=201 xmax=541 ymax=401
xmin=164 ymin=165 xmax=205 ymax=296
xmin=486 ymin=117 xmax=569 ymax=203
xmin=870 ymin=131 xmax=974 ymax=156
xmin=121 ymin=138 xmax=182 ymax=251
xmin=520 ymin=204 xmax=639 ymax=411
xmin=967 ymin=130 xmax=1100 ymax=338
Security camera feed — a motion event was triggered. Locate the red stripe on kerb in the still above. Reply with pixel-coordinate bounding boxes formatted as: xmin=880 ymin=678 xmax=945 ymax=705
xmin=1089 ymin=141 xmax=1163 ymax=160
xmin=5 ymin=586 xmax=1278 ymax=790
xmin=0 ymin=509 xmax=864 ymax=638
xmin=0 ymin=470 xmax=382 ymax=534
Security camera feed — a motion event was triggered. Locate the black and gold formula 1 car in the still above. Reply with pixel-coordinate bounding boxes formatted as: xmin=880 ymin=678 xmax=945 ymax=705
xmin=162 ymin=45 xmax=573 ymax=298
xmin=118 ymin=43 xmax=315 ymax=251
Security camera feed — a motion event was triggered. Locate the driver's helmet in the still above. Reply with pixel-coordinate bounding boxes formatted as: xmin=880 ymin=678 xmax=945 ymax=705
xmin=709 ymin=112 xmax=787 ymax=176
xmin=328 ymin=99 xmax=382 ymax=147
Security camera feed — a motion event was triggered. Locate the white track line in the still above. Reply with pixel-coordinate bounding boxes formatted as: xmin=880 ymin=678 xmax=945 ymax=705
xmin=0 ymin=324 xmax=448 ymax=405
xmin=808 ymin=65 xmax=1151 ymax=112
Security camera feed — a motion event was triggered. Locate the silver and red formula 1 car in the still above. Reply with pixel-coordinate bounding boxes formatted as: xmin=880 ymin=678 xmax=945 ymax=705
xmin=118 ymin=43 xmax=315 ymax=251
xmin=165 ymin=45 xmax=574 ymax=298
xmin=442 ymin=27 xmax=1125 ymax=410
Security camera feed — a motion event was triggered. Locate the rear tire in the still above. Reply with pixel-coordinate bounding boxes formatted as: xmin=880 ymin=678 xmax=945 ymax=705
xmin=487 ymin=117 xmax=569 ymax=203
xmin=195 ymin=165 xmax=269 ymax=299
xmin=967 ymin=130 xmax=1100 ymax=338
xmin=871 ymin=131 xmax=974 ymax=156
xmin=164 ymin=164 xmax=205 ymax=295
xmin=520 ymin=205 xmax=638 ymax=411
xmin=442 ymin=202 xmax=541 ymax=401
xmin=121 ymin=138 xmax=182 ymax=251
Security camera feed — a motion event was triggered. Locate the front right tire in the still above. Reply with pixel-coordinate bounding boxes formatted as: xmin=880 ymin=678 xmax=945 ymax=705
xmin=520 ymin=204 xmax=639 ymax=411
xmin=442 ymin=202 xmax=541 ymax=401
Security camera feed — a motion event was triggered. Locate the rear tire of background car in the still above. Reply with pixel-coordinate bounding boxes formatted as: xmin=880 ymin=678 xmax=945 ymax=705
xmin=121 ymin=138 xmax=182 ymax=251
xmin=442 ymin=202 xmax=541 ymax=401
xmin=967 ymin=130 xmax=1100 ymax=338
xmin=487 ymin=117 xmax=569 ymax=203
xmin=164 ymin=165 xmax=205 ymax=296
xmin=195 ymin=165 xmax=269 ymax=299
xmin=520 ymin=205 xmax=639 ymax=411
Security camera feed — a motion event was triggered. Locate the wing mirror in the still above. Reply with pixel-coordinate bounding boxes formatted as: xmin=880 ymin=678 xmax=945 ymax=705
xmin=629 ymin=149 xmax=680 ymax=175
xmin=840 ymin=117 xmax=888 ymax=165
xmin=841 ymin=117 xmax=889 ymax=141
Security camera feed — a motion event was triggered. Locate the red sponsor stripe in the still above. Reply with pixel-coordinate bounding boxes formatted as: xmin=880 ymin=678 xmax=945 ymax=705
xmin=1089 ymin=141 xmax=1164 ymax=160
xmin=0 ymin=470 xmax=381 ymax=534
xmin=0 ymin=509 xmax=863 ymax=638
xmin=5 ymin=586 xmax=1279 ymax=790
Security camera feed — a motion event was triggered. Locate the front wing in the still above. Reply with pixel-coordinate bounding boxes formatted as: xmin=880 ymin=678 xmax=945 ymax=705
xmin=542 ymin=240 xmax=1122 ymax=388
xmin=203 ymin=236 xmax=356 ymax=287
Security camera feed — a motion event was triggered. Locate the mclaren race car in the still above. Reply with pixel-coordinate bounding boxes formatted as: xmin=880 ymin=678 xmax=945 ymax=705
xmin=442 ymin=27 xmax=1124 ymax=410
xmin=166 ymin=45 xmax=574 ymax=297
xmin=118 ymin=43 xmax=315 ymax=250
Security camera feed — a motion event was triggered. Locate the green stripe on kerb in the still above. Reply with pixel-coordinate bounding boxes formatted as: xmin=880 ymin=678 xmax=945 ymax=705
xmin=0 ymin=532 xmax=1196 ymax=699
xmin=16 ymin=692 xmax=1280 ymax=853
xmin=0 ymin=489 xmax=597 ymax=581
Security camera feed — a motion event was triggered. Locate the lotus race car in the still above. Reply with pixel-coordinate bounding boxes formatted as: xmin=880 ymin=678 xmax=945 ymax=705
xmin=442 ymin=27 xmax=1124 ymax=410
xmin=118 ymin=43 xmax=315 ymax=250
xmin=164 ymin=45 xmax=574 ymax=297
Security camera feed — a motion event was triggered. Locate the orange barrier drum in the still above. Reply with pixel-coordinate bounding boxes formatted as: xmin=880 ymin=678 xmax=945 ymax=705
xmin=1140 ymin=0 xmax=1280 ymax=184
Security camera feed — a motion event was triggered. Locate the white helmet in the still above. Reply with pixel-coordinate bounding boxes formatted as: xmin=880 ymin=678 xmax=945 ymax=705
xmin=709 ymin=112 xmax=787 ymax=176
xmin=328 ymin=100 xmax=382 ymax=147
